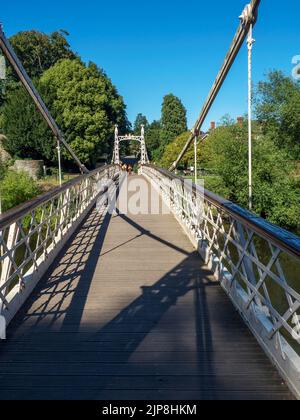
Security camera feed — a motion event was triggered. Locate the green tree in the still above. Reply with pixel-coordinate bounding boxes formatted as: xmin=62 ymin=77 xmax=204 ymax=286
xmin=1 ymin=59 xmax=129 ymax=167
xmin=39 ymin=59 xmax=129 ymax=166
xmin=0 ymin=30 xmax=77 ymax=109
xmin=202 ymin=123 xmax=300 ymax=230
xmin=255 ymin=70 xmax=300 ymax=160
xmin=128 ymin=113 xmax=149 ymax=156
xmin=159 ymin=132 xmax=192 ymax=168
xmin=146 ymin=120 xmax=162 ymax=161
xmin=160 ymin=94 xmax=187 ymax=146
xmin=9 ymin=30 xmax=77 ymax=79
xmin=133 ymin=113 xmax=149 ymax=135
xmin=1 ymin=82 xmax=54 ymax=161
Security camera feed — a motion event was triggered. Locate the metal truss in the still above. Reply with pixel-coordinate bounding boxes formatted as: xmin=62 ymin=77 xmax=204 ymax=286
xmin=142 ymin=164 xmax=300 ymax=397
xmin=112 ymin=125 xmax=149 ymax=166
xmin=0 ymin=165 xmax=120 ymax=325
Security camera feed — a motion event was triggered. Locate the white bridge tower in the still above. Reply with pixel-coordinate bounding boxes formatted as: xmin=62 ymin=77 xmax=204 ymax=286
xmin=112 ymin=125 xmax=149 ymax=165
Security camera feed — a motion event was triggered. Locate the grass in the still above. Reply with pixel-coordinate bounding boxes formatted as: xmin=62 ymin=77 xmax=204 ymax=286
xmin=38 ymin=173 xmax=79 ymax=193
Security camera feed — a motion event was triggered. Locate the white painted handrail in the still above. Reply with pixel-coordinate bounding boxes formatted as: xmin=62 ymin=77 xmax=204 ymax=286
xmin=0 ymin=165 xmax=120 ymax=325
xmin=142 ymin=164 xmax=300 ymax=398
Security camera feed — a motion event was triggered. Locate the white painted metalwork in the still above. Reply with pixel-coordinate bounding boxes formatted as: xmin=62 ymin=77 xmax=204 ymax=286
xmin=57 ymin=138 xmax=62 ymax=187
xmin=0 ymin=165 xmax=120 ymax=326
xmin=0 ymin=315 xmax=5 ymax=339
xmin=247 ymin=23 xmax=255 ymax=210
xmin=112 ymin=125 xmax=149 ymax=165
xmin=142 ymin=164 xmax=300 ymax=398
xmin=170 ymin=0 xmax=261 ymax=171
xmin=0 ymin=55 xmax=6 ymax=80
xmin=194 ymin=135 xmax=198 ymax=185
xmin=113 ymin=125 xmax=121 ymax=166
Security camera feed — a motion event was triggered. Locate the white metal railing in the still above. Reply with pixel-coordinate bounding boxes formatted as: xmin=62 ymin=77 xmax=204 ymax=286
xmin=142 ymin=164 xmax=300 ymax=398
xmin=0 ymin=165 xmax=119 ymax=325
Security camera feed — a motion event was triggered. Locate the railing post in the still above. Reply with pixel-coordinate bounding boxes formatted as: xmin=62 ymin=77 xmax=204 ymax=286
xmin=56 ymin=185 xmax=74 ymax=245
xmin=0 ymin=223 xmax=19 ymax=309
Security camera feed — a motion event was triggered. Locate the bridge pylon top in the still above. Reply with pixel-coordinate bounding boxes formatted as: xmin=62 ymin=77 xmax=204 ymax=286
xmin=112 ymin=125 xmax=149 ymax=166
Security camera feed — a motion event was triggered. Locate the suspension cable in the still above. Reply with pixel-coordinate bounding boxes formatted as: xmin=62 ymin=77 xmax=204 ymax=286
xmin=169 ymin=0 xmax=261 ymax=171
xmin=0 ymin=25 xmax=89 ymax=175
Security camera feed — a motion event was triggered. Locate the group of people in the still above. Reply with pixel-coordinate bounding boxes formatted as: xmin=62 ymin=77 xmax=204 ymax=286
xmin=121 ymin=163 xmax=133 ymax=176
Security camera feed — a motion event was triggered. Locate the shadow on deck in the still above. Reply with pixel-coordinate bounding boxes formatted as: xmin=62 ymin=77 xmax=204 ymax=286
xmin=0 ymin=195 xmax=294 ymax=400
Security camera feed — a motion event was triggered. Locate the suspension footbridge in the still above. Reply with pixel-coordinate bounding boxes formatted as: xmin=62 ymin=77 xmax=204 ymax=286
xmin=0 ymin=0 xmax=300 ymax=400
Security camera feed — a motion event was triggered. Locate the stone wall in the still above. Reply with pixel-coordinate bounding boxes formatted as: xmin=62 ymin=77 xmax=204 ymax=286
xmin=13 ymin=160 xmax=44 ymax=180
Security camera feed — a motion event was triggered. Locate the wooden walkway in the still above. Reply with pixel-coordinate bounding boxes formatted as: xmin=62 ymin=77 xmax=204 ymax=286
xmin=0 ymin=176 xmax=293 ymax=400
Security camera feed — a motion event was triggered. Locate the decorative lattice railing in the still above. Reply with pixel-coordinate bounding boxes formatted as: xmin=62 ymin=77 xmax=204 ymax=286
xmin=0 ymin=165 xmax=119 ymax=324
xmin=142 ymin=164 xmax=300 ymax=397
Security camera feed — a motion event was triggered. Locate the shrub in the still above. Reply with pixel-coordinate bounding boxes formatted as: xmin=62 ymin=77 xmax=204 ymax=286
xmin=0 ymin=170 xmax=41 ymax=212
xmin=202 ymin=124 xmax=300 ymax=230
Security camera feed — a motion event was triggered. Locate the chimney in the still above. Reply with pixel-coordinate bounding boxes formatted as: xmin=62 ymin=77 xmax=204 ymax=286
xmin=237 ymin=117 xmax=243 ymax=128
xmin=210 ymin=121 xmax=216 ymax=130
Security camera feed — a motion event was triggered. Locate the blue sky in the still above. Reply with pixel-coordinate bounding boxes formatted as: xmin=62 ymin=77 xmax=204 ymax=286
xmin=1 ymin=0 xmax=299 ymax=130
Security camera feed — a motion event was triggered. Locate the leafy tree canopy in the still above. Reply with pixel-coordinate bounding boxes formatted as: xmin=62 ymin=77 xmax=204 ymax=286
xmin=0 ymin=30 xmax=77 ymax=107
xmin=133 ymin=113 xmax=149 ymax=135
xmin=159 ymin=113 xmax=300 ymax=230
xmin=39 ymin=59 xmax=129 ymax=165
xmin=146 ymin=120 xmax=162 ymax=161
xmin=1 ymin=80 xmax=54 ymax=161
xmin=255 ymin=70 xmax=300 ymax=160
xmin=8 ymin=30 xmax=77 ymax=79
xmin=1 ymin=59 xmax=129 ymax=166
xmin=160 ymin=94 xmax=187 ymax=146
xmin=159 ymin=131 xmax=194 ymax=169
xmin=128 ymin=113 xmax=149 ymax=156
xmin=202 ymin=123 xmax=300 ymax=230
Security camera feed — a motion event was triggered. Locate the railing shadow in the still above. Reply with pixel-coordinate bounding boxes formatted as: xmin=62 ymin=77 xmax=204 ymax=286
xmin=2 ymin=193 xmax=219 ymax=399
xmin=79 ymin=254 xmax=218 ymax=399
xmin=0 ymin=175 xmax=294 ymax=400
xmin=7 ymin=207 xmax=114 ymax=330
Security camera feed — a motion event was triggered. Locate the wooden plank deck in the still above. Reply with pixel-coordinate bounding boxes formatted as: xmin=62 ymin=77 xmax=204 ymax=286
xmin=0 ymin=176 xmax=294 ymax=400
